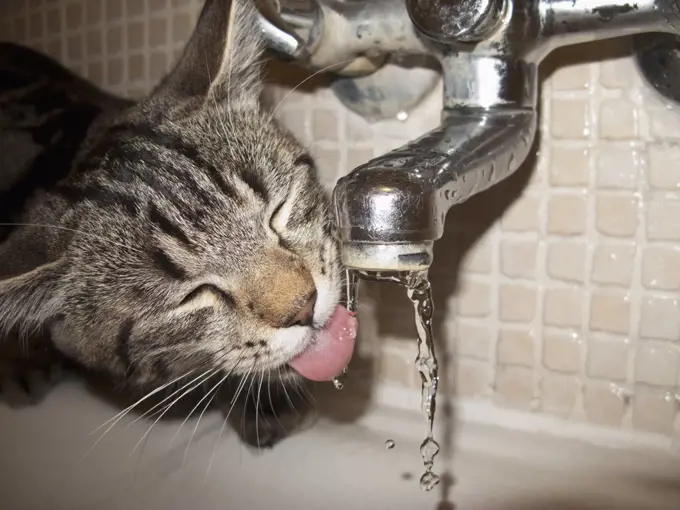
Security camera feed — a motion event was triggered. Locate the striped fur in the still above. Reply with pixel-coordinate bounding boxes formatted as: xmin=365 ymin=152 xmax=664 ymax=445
xmin=0 ymin=0 xmax=341 ymax=447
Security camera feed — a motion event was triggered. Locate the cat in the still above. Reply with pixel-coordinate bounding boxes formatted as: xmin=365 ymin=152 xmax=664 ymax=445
xmin=0 ymin=0 xmax=357 ymax=449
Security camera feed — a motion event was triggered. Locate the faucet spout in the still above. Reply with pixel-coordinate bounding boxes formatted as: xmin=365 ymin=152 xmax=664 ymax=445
xmin=333 ymin=106 xmax=537 ymax=271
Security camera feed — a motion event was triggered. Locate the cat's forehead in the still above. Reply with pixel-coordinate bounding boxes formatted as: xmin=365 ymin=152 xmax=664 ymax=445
xmin=191 ymin=106 xmax=304 ymax=163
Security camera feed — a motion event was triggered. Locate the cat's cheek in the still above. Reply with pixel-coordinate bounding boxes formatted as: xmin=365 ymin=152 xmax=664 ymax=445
xmin=50 ymin=322 xmax=81 ymax=361
xmin=311 ymin=274 xmax=340 ymax=327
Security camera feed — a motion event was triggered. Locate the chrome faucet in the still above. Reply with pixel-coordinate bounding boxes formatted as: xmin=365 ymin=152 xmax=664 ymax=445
xmin=257 ymin=0 xmax=680 ymax=271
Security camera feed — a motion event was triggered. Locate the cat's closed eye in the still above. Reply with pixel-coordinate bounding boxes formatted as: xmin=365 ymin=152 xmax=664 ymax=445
xmin=179 ymin=284 xmax=236 ymax=308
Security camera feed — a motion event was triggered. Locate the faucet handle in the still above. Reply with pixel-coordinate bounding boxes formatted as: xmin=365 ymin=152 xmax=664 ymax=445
xmin=406 ymin=0 xmax=506 ymax=43
xmin=254 ymin=0 xmax=322 ymax=60
xmin=634 ymin=33 xmax=680 ymax=106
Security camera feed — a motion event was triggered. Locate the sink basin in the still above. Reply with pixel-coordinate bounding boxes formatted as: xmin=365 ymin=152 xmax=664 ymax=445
xmin=1 ymin=375 xmax=679 ymax=510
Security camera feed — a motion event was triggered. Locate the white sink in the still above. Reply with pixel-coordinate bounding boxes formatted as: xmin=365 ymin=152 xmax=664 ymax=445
xmin=1 ymin=375 xmax=679 ymax=510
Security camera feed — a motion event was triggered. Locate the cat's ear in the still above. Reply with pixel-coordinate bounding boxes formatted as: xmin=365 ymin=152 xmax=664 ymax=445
xmin=0 ymin=261 xmax=65 ymax=336
xmin=149 ymin=0 xmax=264 ymax=108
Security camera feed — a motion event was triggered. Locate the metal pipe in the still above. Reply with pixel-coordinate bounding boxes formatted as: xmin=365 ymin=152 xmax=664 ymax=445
xmin=256 ymin=0 xmax=428 ymax=72
xmin=254 ymin=0 xmax=680 ymax=272
xmin=540 ymin=0 xmax=680 ymax=48
xmin=332 ymin=0 xmax=680 ymax=271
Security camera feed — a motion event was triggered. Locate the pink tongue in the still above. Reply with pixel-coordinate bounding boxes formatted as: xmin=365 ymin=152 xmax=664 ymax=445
xmin=289 ymin=305 xmax=357 ymax=382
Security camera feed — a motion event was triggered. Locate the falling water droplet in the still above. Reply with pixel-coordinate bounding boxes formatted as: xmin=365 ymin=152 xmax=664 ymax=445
xmin=396 ymin=110 xmax=409 ymax=122
xmin=385 ymin=439 xmax=395 ymax=449
xmin=420 ymin=470 xmax=440 ymax=491
xmin=332 ymin=378 xmax=344 ymax=390
xmin=342 ymin=366 xmax=349 ymax=375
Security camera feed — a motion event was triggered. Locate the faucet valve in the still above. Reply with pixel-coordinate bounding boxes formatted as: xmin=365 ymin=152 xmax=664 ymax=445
xmin=406 ymin=0 xmax=506 ymax=43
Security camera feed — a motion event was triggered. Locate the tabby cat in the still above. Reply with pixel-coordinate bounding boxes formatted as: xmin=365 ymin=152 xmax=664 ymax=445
xmin=0 ymin=0 xmax=357 ymax=448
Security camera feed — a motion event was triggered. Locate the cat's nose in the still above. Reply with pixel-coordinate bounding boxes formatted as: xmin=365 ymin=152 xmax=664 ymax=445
xmin=246 ymin=248 xmax=318 ymax=328
xmin=285 ymin=290 xmax=317 ymax=328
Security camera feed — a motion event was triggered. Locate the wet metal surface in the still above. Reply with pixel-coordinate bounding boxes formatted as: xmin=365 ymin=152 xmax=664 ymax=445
xmin=254 ymin=0 xmax=680 ymax=271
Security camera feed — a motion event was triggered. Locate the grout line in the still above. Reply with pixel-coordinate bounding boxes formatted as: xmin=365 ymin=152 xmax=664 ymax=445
xmin=534 ymin=62 xmax=551 ymax=415
xmin=580 ymin=58 xmax=599 ymax=423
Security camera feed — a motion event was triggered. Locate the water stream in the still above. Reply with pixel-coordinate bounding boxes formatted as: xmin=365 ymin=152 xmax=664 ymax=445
xmin=349 ymin=270 xmax=441 ymax=492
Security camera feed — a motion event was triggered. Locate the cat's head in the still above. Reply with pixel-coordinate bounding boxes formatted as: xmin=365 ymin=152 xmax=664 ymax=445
xmin=0 ymin=0 xmax=356 ymax=388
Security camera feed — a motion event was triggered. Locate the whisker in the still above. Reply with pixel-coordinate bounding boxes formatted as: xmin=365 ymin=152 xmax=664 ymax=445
xmin=267 ymin=59 xmax=356 ymax=123
xmin=168 ymin=371 xmax=230 ymax=449
xmin=182 ymin=380 xmax=222 ymax=467
xmin=278 ymin=367 xmax=300 ymax=417
xmin=129 ymin=369 xmax=219 ymax=457
xmin=255 ymin=370 xmax=265 ymax=449
xmin=127 ymin=368 xmax=218 ymax=427
xmin=169 ymin=354 xmax=245 ymax=449
xmin=241 ymin=374 xmax=256 ymax=437
xmin=205 ymin=368 xmax=252 ymax=480
xmin=292 ymin=377 xmax=315 ymax=405
xmin=266 ymin=368 xmax=284 ymax=431
xmin=87 ymin=371 xmax=195 ymax=438
xmin=79 ymin=370 xmax=196 ymax=463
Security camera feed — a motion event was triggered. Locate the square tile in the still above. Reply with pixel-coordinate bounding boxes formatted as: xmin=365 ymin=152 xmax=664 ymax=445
xmin=642 ymin=246 xmax=680 ymax=291
xmin=495 ymin=366 xmax=535 ymax=410
xmin=591 ymin=244 xmax=635 ymax=287
xmin=455 ymin=321 xmax=492 ymax=361
xmin=312 ymin=109 xmax=339 ymax=141
xmin=587 ymin=337 xmax=629 ymax=381
xmin=639 ymin=296 xmax=680 ymax=341
xmin=500 ymin=240 xmax=537 ymax=279
xmin=543 ymin=331 xmax=582 ymax=373
xmin=635 ymin=341 xmax=680 ymax=387
xmin=546 ymin=241 xmax=586 ymax=283
xmin=497 ymin=328 xmax=535 ymax=367
xmin=379 ymin=350 xmax=415 ymax=388
xmin=461 ymin=239 xmax=493 ymax=274
xmin=499 ymin=284 xmax=537 ymax=323
xmin=551 ymin=63 xmax=590 ymax=91
xmin=544 ymin=288 xmax=583 ymax=328
xmin=589 ymin=290 xmax=631 ymax=335
xmin=502 ymin=195 xmax=541 ymax=232
xmin=456 ymin=360 xmax=492 ymax=398
xmin=599 ymin=98 xmax=637 ymax=140
xmin=540 ymin=373 xmax=579 ymax=417
xmin=549 ymin=146 xmax=589 ymax=187
xmin=595 ymin=145 xmax=640 ymax=190
xmin=647 ymin=143 xmax=680 ymax=191
xmin=456 ymin=280 xmax=492 ymax=318
xmin=632 ymin=389 xmax=677 ymax=435
xmin=551 ymin=98 xmax=589 ymax=140
xmin=583 ymin=381 xmax=626 ymax=427
xmin=646 ymin=200 xmax=680 ymax=241
xmin=596 ymin=195 xmax=639 ymax=238
xmin=548 ymin=194 xmax=587 ymax=236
